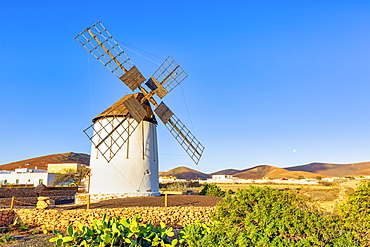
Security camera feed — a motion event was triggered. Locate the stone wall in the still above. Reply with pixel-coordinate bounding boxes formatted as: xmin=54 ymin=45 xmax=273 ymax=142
xmin=0 ymin=210 xmax=16 ymax=226
xmin=0 ymin=207 xmax=214 ymax=230
xmin=0 ymin=196 xmax=74 ymax=207
xmin=0 ymin=187 xmax=77 ymax=198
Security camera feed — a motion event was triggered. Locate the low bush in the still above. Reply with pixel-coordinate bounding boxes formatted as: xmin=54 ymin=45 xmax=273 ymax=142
xmin=199 ymin=184 xmax=225 ymax=197
xmin=181 ymin=186 xmax=359 ymax=246
xmin=339 ymin=180 xmax=370 ymax=245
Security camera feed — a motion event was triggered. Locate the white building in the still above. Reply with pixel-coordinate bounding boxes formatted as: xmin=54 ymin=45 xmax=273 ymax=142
xmin=159 ymin=176 xmax=187 ymax=183
xmin=204 ymin=175 xmax=237 ymax=183
xmin=0 ymin=168 xmax=57 ymax=186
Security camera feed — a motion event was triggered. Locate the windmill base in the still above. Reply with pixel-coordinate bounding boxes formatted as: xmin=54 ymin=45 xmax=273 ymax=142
xmin=75 ymin=192 xmax=161 ymax=204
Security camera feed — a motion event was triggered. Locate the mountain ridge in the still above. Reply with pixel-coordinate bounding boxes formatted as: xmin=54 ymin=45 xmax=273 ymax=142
xmin=285 ymin=162 xmax=370 ymax=177
xmin=0 ymin=153 xmax=89 ymax=171
xmin=160 ymin=162 xmax=370 ymax=180
xmin=1 ymin=153 xmax=369 ymax=180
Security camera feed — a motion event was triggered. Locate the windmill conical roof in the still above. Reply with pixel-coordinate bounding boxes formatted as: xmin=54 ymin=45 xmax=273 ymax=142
xmin=93 ymin=93 xmax=157 ymax=124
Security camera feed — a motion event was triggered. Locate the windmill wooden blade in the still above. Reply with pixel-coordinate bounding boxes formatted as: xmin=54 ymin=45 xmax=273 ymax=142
xmin=122 ymin=95 xmax=147 ymax=123
xmin=145 ymin=56 xmax=187 ymax=99
xmin=84 ymin=101 xmax=140 ymax=163
xmin=154 ymin=102 xmax=204 ymax=164
xmin=75 ymin=21 xmax=145 ymax=91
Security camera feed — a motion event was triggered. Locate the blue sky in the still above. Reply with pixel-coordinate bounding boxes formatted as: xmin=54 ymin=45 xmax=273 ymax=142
xmin=1 ymin=1 xmax=370 ymax=173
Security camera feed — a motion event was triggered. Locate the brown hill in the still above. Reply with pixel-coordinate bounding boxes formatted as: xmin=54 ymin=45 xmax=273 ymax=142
xmin=4 ymin=152 xmax=369 ymax=179
xmin=160 ymin=165 xmax=321 ymax=180
xmin=160 ymin=166 xmax=210 ymax=180
xmin=210 ymin=169 xmax=242 ymax=176
xmin=286 ymin=162 xmax=370 ymax=177
xmin=0 ymin=152 xmax=90 ymax=171
xmin=348 ymin=168 xmax=370 ymax=177
xmin=161 ymin=161 xmax=370 ymax=180
xmin=232 ymin=165 xmax=320 ymax=179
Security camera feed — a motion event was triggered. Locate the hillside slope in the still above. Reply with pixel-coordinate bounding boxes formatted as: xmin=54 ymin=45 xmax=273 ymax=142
xmin=348 ymin=167 xmax=370 ymax=177
xmin=233 ymin=165 xmax=320 ymax=179
xmin=3 ymin=152 xmax=370 ymax=179
xmin=160 ymin=161 xmax=370 ymax=180
xmin=160 ymin=166 xmax=210 ymax=180
xmin=0 ymin=152 xmax=90 ymax=171
xmin=210 ymin=169 xmax=242 ymax=176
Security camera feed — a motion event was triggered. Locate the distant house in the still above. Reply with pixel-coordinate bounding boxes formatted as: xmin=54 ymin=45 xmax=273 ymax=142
xmin=159 ymin=175 xmax=186 ymax=183
xmin=212 ymin=175 xmax=233 ymax=180
xmin=204 ymin=175 xmax=236 ymax=183
xmin=0 ymin=164 xmax=89 ymax=186
xmin=0 ymin=168 xmax=57 ymax=186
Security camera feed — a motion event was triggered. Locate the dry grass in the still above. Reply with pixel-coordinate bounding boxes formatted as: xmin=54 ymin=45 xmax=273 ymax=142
xmin=214 ymin=181 xmax=362 ymax=214
xmin=216 ymin=183 xmax=338 ymax=191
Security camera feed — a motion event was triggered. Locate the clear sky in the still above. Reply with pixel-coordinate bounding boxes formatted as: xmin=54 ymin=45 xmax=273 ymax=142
xmin=1 ymin=1 xmax=370 ymax=173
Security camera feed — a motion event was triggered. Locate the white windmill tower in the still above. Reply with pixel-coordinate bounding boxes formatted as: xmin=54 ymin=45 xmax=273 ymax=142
xmin=75 ymin=22 xmax=204 ymax=201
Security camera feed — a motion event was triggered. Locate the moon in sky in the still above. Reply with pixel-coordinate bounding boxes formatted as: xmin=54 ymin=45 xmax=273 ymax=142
xmin=292 ymin=149 xmax=297 ymax=153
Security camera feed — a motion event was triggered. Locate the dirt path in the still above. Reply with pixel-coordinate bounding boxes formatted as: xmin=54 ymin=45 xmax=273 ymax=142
xmin=62 ymin=195 xmax=223 ymax=210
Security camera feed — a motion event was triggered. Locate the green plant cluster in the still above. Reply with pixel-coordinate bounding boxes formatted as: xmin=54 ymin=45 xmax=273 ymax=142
xmin=11 ymin=221 xmax=29 ymax=230
xmin=199 ymin=184 xmax=225 ymax=197
xmin=339 ymin=181 xmax=370 ymax=245
xmin=0 ymin=234 xmax=14 ymax=243
xmin=50 ymin=214 xmax=177 ymax=247
xmin=0 ymin=220 xmax=30 ymax=243
xmin=182 ymin=183 xmax=370 ymax=246
xmin=49 ymin=182 xmax=370 ymax=246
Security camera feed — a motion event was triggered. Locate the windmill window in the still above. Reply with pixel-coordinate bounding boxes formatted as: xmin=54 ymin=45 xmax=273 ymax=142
xmin=39 ymin=179 xmax=43 ymax=184
xmin=15 ymin=179 xmax=19 ymax=184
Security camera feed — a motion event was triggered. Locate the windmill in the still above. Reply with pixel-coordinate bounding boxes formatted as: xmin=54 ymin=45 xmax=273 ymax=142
xmin=75 ymin=21 xmax=204 ymax=199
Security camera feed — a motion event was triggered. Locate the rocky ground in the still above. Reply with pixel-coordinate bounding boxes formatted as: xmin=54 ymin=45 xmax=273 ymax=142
xmin=0 ymin=226 xmax=55 ymax=246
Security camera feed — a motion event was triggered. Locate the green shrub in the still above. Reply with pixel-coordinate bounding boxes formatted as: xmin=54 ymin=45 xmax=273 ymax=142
xmin=181 ymin=186 xmax=358 ymax=246
xmin=50 ymin=214 xmax=177 ymax=247
xmin=199 ymin=184 xmax=225 ymax=197
xmin=339 ymin=180 xmax=370 ymax=245
xmin=179 ymin=221 xmax=213 ymax=246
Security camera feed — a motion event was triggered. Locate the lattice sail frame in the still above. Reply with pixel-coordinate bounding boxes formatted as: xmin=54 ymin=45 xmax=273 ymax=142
xmin=146 ymin=56 xmax=188 ymax=99
xmin=83 ymin=102 xmax=140 ymax=163
xmin=155 ymin=102 xmax=204 ymax=164
xmin=165 ymin=114 xmax=204 ymax=164
xmin=75 ymin=21 xmax=143 ymax=87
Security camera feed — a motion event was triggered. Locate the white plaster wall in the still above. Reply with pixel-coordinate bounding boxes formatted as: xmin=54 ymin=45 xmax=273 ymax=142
xmin=89 ymin=118 xmax=159 ymax=196
xmin=0 ymin=172 xmax=56 ymax=186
